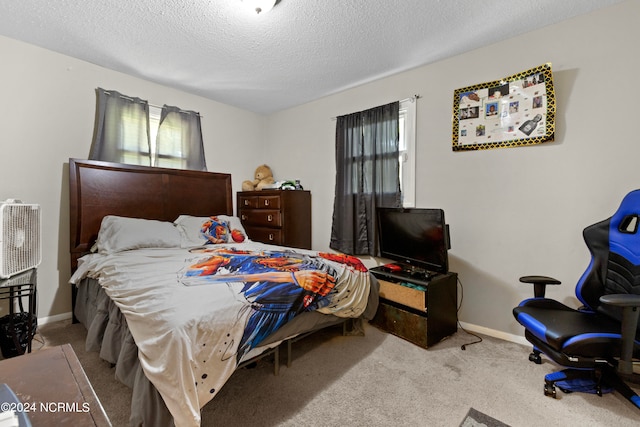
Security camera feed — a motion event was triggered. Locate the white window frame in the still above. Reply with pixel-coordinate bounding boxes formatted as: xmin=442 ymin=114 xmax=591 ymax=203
xmin=148 ymin=105 xmax=161 ymax=164
xmin=399 ymin=98 xmax=416 ymax=207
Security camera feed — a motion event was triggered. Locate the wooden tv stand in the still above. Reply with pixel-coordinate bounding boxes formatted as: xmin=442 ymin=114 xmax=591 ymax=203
xmin=369 ymin=265 xmax=458 ymax=348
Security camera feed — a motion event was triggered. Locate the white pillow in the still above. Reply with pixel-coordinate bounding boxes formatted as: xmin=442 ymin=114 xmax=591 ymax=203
xmin=174 ymin=215 xmax=251 ymax=248
xmin=95 ymin=216 xmax=182 ymax=254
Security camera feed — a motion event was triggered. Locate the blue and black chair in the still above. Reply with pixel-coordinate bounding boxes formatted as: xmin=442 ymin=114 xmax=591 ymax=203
xmin=513 ymin=189 xmax=640 ymax=409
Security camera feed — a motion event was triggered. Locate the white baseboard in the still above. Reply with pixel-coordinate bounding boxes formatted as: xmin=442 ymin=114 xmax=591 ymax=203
xmin=37 ymin=311 xmax=72 ymax=326
xmin=459 ymin=321 xmax=529 ymax=347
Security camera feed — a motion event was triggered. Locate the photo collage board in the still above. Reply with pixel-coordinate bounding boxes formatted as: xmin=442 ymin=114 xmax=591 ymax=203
xmin=452 ymin=63 xmax=555 ymax=151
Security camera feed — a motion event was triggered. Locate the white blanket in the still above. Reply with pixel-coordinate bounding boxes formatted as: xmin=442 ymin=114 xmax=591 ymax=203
xmin=70 ymin=242 xmax=371 ymax=427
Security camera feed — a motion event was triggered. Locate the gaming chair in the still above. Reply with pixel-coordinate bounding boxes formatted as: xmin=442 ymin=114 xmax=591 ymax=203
xmin=513 ymin=189 xmax=640 ymax=409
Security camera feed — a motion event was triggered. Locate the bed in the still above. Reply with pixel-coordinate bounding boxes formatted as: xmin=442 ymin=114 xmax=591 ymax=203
xmin=67 ymin=158 xmax=379 ymax=427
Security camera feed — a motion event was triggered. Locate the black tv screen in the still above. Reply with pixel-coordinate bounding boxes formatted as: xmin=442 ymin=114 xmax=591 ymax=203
xmin=377 ymin=207 xmax=450 ymax=274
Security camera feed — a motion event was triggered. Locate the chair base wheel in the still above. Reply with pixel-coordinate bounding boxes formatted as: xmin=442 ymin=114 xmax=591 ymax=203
xmin=529 ymin=351 xmax=542 ymax=364
xmin=544 ymin=383 xmax=557 ymax=398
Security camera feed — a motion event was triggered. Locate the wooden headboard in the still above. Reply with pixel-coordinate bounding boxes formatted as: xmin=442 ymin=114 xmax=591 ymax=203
xmin=69 ymin=158 xmax=233 ymax=271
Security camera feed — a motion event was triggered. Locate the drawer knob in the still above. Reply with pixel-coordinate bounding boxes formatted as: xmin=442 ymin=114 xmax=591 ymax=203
xmin=268 ymin=233 xmax=274 ymax=241
xmin=267 ymin=214 xmax=273 ymax=222
xmin=264 ymin=199 xmax=270 ymax=207
xmin=244 ymin=200 xmax=249 ymax=206
xmin=241 ymin=214 xmax=247 ymax=221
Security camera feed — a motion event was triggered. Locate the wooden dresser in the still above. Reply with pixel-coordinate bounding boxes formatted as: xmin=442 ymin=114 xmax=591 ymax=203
xmin=237 ymin=190 xmax=311 ymax=249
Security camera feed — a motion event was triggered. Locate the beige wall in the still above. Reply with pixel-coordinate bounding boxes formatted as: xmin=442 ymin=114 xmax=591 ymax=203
xmin=265 ymin=0 xmax=640 ymax=343
xmin=0 ymin=35 xmax=267 ymax=322
xmin=2 ymin=0 xmax=638 ymax=343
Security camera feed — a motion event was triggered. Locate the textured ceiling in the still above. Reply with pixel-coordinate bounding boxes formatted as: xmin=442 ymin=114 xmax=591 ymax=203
xmin=0 ymin=0 xmax=625 ymax=114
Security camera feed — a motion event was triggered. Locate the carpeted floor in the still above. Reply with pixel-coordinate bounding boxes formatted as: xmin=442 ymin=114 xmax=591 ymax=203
xmin=32 ymin=320 xmax=640 ymax=427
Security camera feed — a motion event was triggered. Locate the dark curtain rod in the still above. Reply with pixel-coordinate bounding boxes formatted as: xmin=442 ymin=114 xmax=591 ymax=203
xmin=102 ymin=90 xmax=202 ymax=117
xmin=330 ymin=95 xmax=420 ymax=120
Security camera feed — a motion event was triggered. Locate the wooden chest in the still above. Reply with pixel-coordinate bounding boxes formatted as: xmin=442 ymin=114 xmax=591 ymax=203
xmin=237 ymin=190 xmax=311 ymax=249
xmin=370 ymin=270 xmax=457 ymax=348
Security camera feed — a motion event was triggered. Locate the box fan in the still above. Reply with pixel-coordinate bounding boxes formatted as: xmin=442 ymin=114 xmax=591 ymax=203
xmin=0 ymin=200 xmax=42 ymax=278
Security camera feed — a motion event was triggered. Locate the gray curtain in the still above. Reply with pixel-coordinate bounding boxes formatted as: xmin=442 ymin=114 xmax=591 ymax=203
xmin=155 ymin=105 xmax=207 ymax=171
xmin=89 ymin=88 xmax=151 ymax=166
xmin=330 ymin=101 xmax=401 ymax=256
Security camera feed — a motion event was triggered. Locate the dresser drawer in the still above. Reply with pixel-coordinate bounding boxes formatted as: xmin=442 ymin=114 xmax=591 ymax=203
xmin=239 ymin=209 xmax=282 ymax=227
xmin=378 ymin=279 xmax=427 ymax=312
xmin=239 ymin=195 xmax=281 ymax=209
xmin=239 ymin=196 xmax=258 ymax=209
xmin=245 ymin=226 xmax=282 ymax=245
xmin=258 ymin=195 xmax=280 ymax=209
xmin=371 ymin=301 xmax=429 ymax=348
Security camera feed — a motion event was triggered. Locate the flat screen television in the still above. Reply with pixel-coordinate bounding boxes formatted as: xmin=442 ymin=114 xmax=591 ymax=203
xmin=377 ymin=207 xmax=450 ymax=274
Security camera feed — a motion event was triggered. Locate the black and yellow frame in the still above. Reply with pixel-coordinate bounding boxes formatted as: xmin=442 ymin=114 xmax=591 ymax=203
xmin=452 ymin=63 xmax=556 ymax=152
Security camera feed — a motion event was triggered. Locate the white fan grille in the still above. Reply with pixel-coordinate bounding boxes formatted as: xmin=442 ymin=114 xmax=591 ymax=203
xmin=0 ymin=203 xmax=42 ymax=278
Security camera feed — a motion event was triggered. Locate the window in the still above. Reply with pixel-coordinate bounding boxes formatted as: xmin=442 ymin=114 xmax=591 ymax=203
xmin=123 ymin=105 xmax=191 ymax=169
xmin=399 ymin=98 xmax=416 ymax=207
xmin=330 ymin=101 xmax=401 ymax=256
xmin=148 ymin=105 xmax=161 ymax=164
xmin=112 ymin=105 xmax=150 ymax=167
xmin=147 ymin=105 xmax=186 ymax=169
xmin=90 ymin=88 xmax=206 ymax=171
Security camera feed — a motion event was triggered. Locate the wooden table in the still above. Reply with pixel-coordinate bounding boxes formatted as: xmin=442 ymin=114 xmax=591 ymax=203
xmin=0 ymin=343 xmax=111 ymax=426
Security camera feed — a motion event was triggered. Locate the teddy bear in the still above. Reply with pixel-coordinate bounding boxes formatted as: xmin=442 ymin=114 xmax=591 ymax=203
xmin=242 ymin=164 xmax=275 ymax=191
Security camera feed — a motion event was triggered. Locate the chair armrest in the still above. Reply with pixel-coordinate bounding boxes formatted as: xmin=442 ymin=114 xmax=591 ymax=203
xmin=600 ymin=294 xmax=640 ymax=307
xmin=599 ymin=294 xmax=640 ymax=376
xmin=519 ymin=275 xmax=561 ymax=298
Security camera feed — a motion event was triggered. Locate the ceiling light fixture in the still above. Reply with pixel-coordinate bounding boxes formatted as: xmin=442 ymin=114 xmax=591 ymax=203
xmin=241 ymin=0 xmax=277 ymax=15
